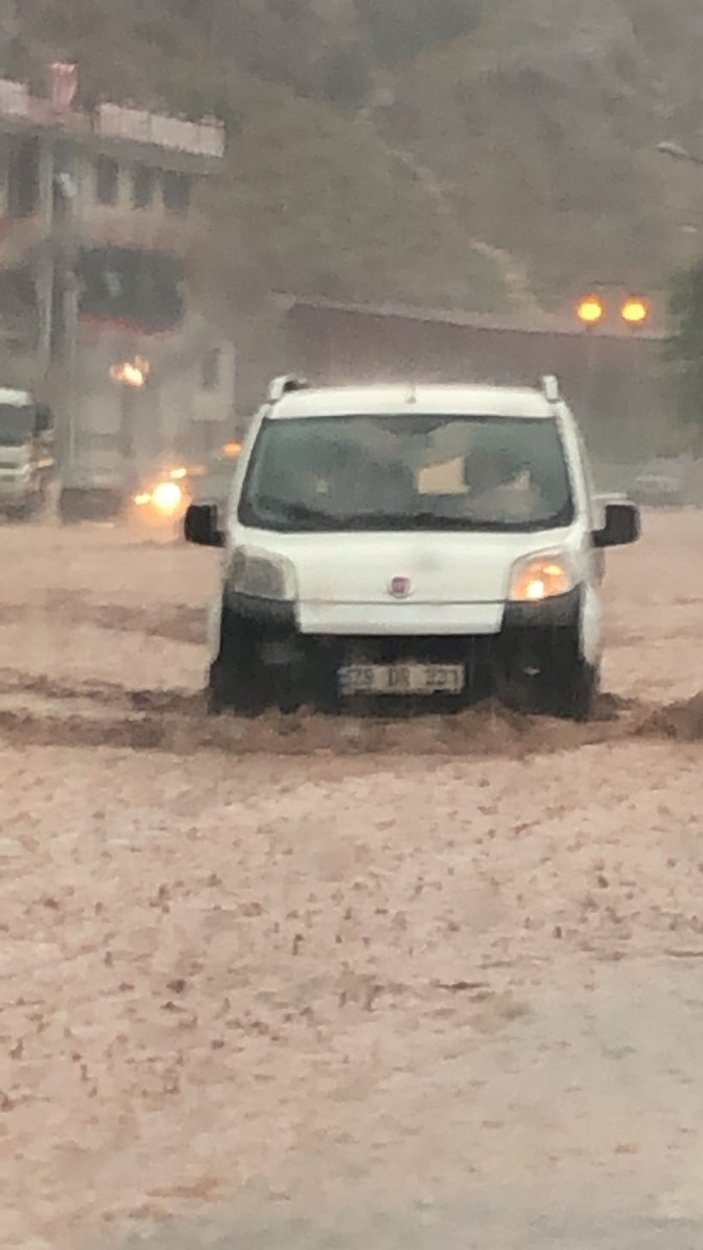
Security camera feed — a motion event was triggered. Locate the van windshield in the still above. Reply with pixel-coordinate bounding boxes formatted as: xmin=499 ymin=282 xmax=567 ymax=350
xmin=239 ymin=413 xmax=574 ymax=532
xmin=0 ymin=403 xmax=34 ymax=445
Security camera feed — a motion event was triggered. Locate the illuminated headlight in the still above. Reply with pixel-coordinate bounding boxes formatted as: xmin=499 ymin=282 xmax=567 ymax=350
xmin=151 ymin=481 xmax=183 ymax=515
xmin=229 ymin=548 xmax=296 ymax=602
xmin=508 ymin=551 xmax=576 ymax=603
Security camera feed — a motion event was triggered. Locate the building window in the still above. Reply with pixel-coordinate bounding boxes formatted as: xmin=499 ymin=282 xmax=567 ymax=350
xmin=0 ymin=266 xmax=39 ymax=352
xmin=7 ymin=137 xmax=40 ymax=218
xmin=95 ymin=155 xmax=119 ymax=206
xmin=162 ymin=170 xmax=191 ymax=215
xmin=79 ymin=246 xmax=185 ymax=331
xmin=201 ymin=348 xmax=221 ymax=391
xmin=132 ymin=162 xmax=155 ymax=209
xmin=50 ymin=272 xmax=66 ymax=357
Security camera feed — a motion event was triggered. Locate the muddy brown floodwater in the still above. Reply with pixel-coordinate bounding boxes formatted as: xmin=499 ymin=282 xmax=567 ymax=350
xmin=0 ymin=512 xmax=702 ymax=1250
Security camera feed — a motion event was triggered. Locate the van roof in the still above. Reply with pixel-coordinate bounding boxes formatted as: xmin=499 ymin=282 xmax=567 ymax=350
xmin=268 ymin=383 xmax=560 ymax=421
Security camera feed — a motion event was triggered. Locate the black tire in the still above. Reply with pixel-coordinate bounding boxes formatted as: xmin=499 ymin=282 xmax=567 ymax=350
xmin=59 ymin=488 xmax=123 ymax=525
xmin=497 ymin=634 xmax=598 ymax=723
xmin=549 ymin=658 xmax=598 ymax=723
xmin=207 ymin=605 xmax=270 ymax=716
xmin=207 ymin=660 xmax=265 ymax=716
xmin=5 ymin=493 xmax=44 ymax=523
xmin=59 ymin=490 xmax=88 ymax=525
xmin=5 ymin=503 xmax=31 ymax=523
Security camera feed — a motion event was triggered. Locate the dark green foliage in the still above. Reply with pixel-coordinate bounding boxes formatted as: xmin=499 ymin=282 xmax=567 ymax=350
xmin=354 ymin=0 xmax=481 ymax=65
xmin=319 ymin=47 xmax=371 ymax=110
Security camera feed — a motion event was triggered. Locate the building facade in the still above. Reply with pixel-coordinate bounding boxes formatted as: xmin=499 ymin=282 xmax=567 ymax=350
xmin=0 ymin=67 xmax=234 ymax=487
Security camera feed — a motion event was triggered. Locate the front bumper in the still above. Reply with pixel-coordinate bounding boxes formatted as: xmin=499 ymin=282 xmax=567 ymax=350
xmin=214 ymin=588 xmax=584 ymax=710
xmin=297 ymin=601 xmax=504 ymax=636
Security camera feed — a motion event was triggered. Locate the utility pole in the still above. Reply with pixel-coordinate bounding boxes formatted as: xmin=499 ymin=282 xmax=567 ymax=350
xmin=41 ymin=66 xmax=81 ymax=474
xmin=49 ymin=144 xmax=80 ymax=470
xmin=109 ymin=357 xmax=150 ymax=490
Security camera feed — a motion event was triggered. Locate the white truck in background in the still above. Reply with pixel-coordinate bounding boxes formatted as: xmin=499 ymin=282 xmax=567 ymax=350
xmin=0 ymin=389 xmax=56 ymax=521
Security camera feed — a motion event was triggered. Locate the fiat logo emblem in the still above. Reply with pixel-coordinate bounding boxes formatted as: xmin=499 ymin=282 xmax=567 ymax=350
xmin=389 ymin=576 xmax=412 ymax=599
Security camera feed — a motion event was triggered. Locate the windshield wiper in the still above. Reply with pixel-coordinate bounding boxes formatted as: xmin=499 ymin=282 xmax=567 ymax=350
xmin=335 ymin=510 xmax=469 ymax=530
xmin=244 ymin=497 xmax=568 ymax=533
xmin=247 ymin=496 xmax=336 ymax=527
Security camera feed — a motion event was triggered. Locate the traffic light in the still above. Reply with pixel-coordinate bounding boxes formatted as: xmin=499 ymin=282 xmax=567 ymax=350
xmin=620 ymin=297 xmax=650 ymax=326
xmin=576 ymin=294 xmax=605 ymax=326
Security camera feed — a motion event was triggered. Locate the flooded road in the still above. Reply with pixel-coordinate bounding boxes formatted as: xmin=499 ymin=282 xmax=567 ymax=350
xmin=0 ymin=513 xmax=701 ymax=1249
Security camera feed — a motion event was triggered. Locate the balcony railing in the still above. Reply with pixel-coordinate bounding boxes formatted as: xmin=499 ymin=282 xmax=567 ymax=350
xmin=0 ymin=77 xmax=224 ymax=162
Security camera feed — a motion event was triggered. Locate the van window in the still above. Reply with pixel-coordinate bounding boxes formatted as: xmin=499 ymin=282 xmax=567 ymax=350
xmin=239 ymin=413 xmax=574 ymax=532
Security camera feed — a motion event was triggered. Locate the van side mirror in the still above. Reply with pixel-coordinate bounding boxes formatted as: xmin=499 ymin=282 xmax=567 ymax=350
xmin=184 ymin=503 xmax=225 ymax=548
xmin=593 ymin=501 xmax=640 ymax=549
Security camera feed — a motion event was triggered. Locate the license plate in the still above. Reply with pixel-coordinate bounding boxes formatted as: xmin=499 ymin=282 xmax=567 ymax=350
xmin=339 ymin=663 xmax=465 ymax=696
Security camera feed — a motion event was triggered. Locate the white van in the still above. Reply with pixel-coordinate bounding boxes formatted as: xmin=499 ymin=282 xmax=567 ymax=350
xmin=185 ymin=376 xmax=640 ymax=720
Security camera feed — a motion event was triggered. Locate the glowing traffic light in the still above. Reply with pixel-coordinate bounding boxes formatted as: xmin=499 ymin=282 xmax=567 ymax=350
xmin=620 ymin=297 xmax=650 ymax=326
xmin=576 ymin=294 xmax=605 ymax=326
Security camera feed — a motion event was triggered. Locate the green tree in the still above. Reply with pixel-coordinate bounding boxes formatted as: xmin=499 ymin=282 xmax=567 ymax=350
xmin=668 ymin=256 xmax=703 ymax=451
xmin=319 ymin=46 xmax=370 ymax=109
xmin=354 ymin=0 xmax=481 ymax=64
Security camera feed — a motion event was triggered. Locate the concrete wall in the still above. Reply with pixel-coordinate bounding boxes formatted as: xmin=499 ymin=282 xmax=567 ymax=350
xmin=71 ymin=313 xmax=235 ymax=475
xmin=285 ymin=303 xmax=672 ymax=465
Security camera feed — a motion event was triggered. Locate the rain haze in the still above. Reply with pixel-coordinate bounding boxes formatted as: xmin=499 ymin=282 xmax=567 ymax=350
xmin=0 ymin=3 xmax=702 ymax=1249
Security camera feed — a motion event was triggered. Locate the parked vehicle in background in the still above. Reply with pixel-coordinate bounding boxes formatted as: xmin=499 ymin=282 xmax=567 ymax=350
xmin=187 ymin=441 xmax=242 ymax=513
xmin=632 ymin=458 xmax=689 ymax=508
xmin=126 ymin=442 xmax=242 ymax=540
xmin=185 ymin=375 xmax=640 ymax=722
xmin=127 ymin=462 xmax=193 ymax=539
xmin=0 ymin=390 xmax=55 ymax=521
xmin=631 ymin=456 xmax=703 ymax=509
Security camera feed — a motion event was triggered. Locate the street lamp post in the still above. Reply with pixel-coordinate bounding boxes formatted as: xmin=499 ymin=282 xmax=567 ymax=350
xmin=109 ymin=357 xmax=150 ymax=491
xmin=657 ymin=141 xmax=703 ymax=244
xmin=575 ymin=294 xmax=604 ymax=423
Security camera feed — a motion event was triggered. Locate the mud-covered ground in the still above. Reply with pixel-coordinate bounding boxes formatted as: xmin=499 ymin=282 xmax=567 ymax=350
xmin=1 ymin=512 xmax=702 ymax=1250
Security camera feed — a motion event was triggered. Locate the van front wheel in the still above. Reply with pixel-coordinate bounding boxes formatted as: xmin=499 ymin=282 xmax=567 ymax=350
xmin=207 ymin=606 xmax=270 ymax=716
xmin=497 ymin=642 xmax=598 ymax=723
xmin=549 ymin=658 xmax=598 ymax=722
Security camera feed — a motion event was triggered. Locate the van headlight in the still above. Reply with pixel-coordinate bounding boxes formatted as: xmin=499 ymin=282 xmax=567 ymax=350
xmin=229 ymin=548 xmax=296 ymax=602
xmin=508 ymin=551 xmax=576 ymax=602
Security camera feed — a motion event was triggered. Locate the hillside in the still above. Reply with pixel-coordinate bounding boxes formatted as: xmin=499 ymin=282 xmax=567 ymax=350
xmin=3 ymin=0 xmax=703 ymax=328
xmin=380 ymin=0 xmax=703 ymax=309
xmin=0 ymin=0 xmax=509 ymax=325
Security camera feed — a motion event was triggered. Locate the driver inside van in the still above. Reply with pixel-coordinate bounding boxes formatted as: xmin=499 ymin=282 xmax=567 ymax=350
xmin=462 ymin=444 xmax=546 ymax=522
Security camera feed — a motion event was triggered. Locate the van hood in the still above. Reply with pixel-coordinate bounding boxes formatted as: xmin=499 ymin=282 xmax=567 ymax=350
xmin=233 ymin=526 xmax=577 ymax=606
